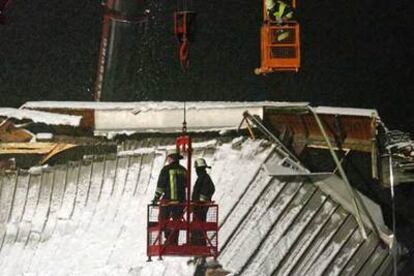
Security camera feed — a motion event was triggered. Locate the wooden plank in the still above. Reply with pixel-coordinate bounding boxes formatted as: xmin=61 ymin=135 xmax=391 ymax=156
xmin=0 ymin=120 xmax=33 ymax=142
xmin=265 ymin=111 xmax=377 ymax=153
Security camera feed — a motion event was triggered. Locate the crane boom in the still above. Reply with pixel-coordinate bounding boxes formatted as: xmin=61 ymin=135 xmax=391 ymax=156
xmin=0 ymin=0 xmax=11 ymax=24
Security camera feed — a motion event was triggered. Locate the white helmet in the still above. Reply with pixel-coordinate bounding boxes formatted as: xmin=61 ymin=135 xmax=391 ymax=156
xmin=194 ymin=158 xmax=211 ymax=168
xmin=167 ymin=148 xmax=183 ymax=159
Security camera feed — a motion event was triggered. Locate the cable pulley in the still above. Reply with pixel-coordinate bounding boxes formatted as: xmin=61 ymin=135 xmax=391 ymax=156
xmin=174 ymin=0 xmax=196 ymax=71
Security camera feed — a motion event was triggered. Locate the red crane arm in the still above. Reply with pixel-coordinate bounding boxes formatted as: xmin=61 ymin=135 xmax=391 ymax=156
xmin=0 ymin=0 xmax=11 ymax=11
xmin=0 ymin=0 xmax=11 ymax=24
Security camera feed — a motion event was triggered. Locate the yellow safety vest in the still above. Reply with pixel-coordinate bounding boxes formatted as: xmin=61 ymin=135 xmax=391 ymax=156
xmin=274 ymin=1 xmax=287 ymax=20
xmin=169 ymin=168 xmax=185 ymax=201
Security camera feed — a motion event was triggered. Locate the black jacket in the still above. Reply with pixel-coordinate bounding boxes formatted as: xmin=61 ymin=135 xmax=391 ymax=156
xmin=155 ymin=161 xmax=187 ymax=202
xmin=192 ymin=171 xmax=215 ymax=201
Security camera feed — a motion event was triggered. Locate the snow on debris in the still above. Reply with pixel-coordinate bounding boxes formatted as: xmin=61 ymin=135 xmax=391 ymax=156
xmin=118 ymin=139 xmax=218 ymax=157
xmin=95 ymin=127 xmax=239 ymax=139
xmin=0 ymin=108 xmax=81 ymax=126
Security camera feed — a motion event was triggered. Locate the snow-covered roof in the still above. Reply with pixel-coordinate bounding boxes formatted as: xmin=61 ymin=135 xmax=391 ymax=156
xmin=0 ymin=136 xmax=391 ymax=275
xmin=22 ymin=101 xmax=379 ymax=117
xmin=314 ymin=106 xmax=378 ymax=117
xmin=19 ymin=102 xmax=380 ymax=136
xmin=22 ymin=101 xmax=310 ymax=111
xmin=0 ymin=107 xmax=81 ymax=126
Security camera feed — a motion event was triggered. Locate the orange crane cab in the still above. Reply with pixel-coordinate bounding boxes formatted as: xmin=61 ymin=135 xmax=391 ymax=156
xmin=255 ymin=0 xmax=301 ymax=74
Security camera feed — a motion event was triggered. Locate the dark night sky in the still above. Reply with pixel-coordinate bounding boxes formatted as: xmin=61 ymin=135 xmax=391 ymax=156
xmin=0 ymin=0 xmax=413 ymax=132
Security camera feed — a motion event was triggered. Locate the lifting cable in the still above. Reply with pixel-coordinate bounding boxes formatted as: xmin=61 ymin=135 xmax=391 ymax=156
xmin=177 ymin=0 xmax=193 ymax=11
xmin=182 ymin=101 xmax=187 ymax=133
xmin=380 ymin=123 xmax=401 ymax=276
xmin=387 ymin=147 xmax=398 ymax=276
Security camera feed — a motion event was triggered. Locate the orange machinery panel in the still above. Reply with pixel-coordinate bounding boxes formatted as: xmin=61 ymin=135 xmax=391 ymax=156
xmin=255 ymin=0 xmax=300 ymax=74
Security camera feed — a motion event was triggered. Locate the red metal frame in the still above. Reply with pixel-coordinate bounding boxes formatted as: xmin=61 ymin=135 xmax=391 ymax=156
xmin=147 ymin=135 xmax=219 ymax=260
xmin=147 ymin=202 xmax=219 ymax=259
xmin=256 ymin=22 xmax=300 ymax=74
xmin=177 ymin=134 xmax=192 ymax=246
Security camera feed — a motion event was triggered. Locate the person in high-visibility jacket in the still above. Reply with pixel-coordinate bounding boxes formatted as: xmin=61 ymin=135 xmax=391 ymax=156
xmin=191 ymin=158 xmax=215 ymax=246
xmin=265 ymin=0 xmax=295 ymax=41
xmin=265 ymin=0 xmax=294 ymax=23
xmin=153 ymin=148 xmax=187 ymax=245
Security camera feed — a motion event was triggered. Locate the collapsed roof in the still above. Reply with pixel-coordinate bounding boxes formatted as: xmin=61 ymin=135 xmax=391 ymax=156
xmin=0 ymin=136 xmax=393 ymax=275
xmin=21 ymin=101 xmax=378 ymax=136
xmin=1 ymin=101 xmax=409 ymax=274
xmin=0 ymin=107 xmax=81 ymax=127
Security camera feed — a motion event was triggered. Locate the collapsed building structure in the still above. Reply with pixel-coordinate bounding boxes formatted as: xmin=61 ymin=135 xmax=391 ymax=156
xmin=1 ymin=101 xmax=413 ymax=275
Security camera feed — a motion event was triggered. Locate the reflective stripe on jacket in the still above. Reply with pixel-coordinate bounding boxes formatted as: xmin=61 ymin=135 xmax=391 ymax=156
xmin=155 ymin=161 xmax=187 ymax=202
xmin=169 ymin=168 xmax=186 ymax=201
xmin=274 ymin=1 xmax=287 ymax=21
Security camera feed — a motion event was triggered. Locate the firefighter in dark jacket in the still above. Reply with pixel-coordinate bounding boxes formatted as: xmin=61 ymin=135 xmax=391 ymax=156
xmin=152 ymin=148 xmax=187 ymax=245
xmin=191 ymin=158 xmax=215 ymax=246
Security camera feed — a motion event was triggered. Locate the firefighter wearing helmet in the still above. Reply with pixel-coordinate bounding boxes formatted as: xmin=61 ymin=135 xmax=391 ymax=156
xmin=191 ymin=158 xmax=215 ymax=245
xmin=153 ymin=148 xmax=187 ymax=245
